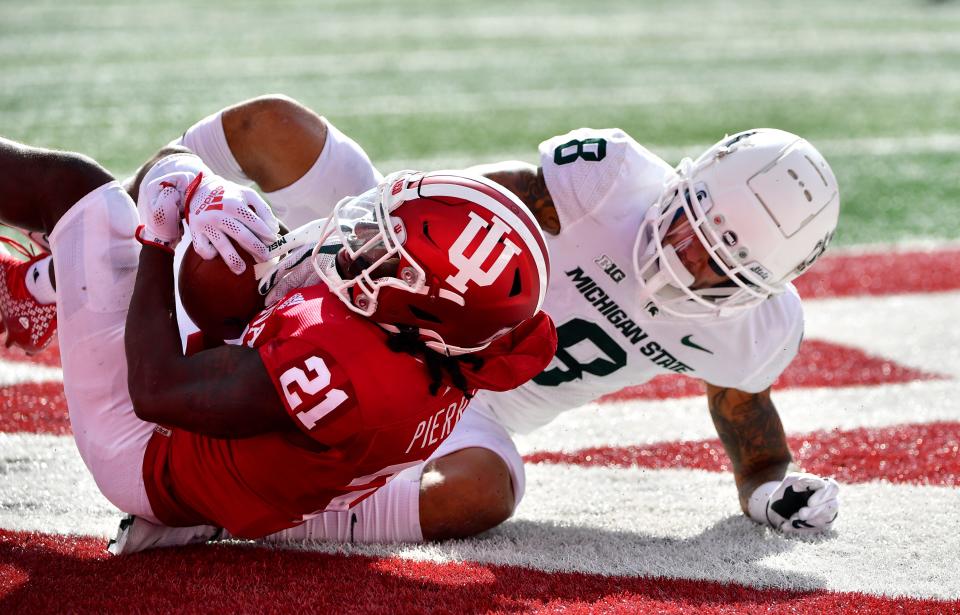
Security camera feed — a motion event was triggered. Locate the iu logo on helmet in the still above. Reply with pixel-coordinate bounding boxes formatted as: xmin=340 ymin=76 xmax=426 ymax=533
xmin=445 ymin=211 xmax=521 ymax=295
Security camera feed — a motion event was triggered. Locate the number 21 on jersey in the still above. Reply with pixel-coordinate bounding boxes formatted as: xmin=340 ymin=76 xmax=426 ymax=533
xmin=279 ymin=355 xmax=349 ymax=430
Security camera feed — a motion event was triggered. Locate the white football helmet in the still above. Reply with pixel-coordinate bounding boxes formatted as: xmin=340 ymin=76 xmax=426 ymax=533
xmin=633 ymin=128 xmax=840 ymax=318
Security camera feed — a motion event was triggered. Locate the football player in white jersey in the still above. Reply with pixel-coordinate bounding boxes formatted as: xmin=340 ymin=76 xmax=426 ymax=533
xmin=11 ymin=95 xmax=840 ymax=550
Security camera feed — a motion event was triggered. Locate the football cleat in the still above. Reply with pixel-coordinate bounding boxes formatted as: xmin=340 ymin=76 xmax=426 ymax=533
xmin=0 ymin=237 xmax=57 ymax=354
xmin=107 ymin=514 xmax=223 ymax=555
xmin=0 ymin=223 xmax=49 ymax=253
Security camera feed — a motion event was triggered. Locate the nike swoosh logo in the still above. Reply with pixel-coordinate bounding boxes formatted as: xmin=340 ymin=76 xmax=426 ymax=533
xmin=680 ymin=335 xmax=713 ymax=354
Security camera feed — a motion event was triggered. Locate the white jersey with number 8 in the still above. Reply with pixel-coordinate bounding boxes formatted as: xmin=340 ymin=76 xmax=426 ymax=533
xmin=477 ymin=128 xmax=804 ymax=435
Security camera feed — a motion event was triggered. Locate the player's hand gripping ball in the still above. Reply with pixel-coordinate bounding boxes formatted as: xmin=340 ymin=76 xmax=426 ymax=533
xmin=179 ymin=240 xmax=265 ymax=341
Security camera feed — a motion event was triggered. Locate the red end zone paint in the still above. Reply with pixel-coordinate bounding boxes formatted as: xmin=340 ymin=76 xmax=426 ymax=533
xmin=0 ymin=530 xmax=954 ymax=614
xmin=525 ymin=422 xmax=960 ymax=486
xmin=794 ymin=248 xmax=960 ymax=298
xmin=599 ymin=340 xmax=943 ymax=403
xmin=0 ymin=382 xmax=69 ymax=435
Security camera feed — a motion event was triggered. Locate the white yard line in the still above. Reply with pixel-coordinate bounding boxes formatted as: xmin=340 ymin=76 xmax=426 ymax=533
xmin=263 ymin=467 xmax=960 ymax=600
xmin=804 ymin=290 xmax=960 ymax=379
xmin=0 ymin=433 xmax=115 ymax=538
xmin=0 ymin=359 xmax=62 ymax=387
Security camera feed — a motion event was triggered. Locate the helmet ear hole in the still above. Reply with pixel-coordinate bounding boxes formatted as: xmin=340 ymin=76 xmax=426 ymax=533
xmin=508 ymin=268 xmax=522 ymax=297
xmin=421 ymin=220 xmax=438 ymax=247
xmin=408 ymin=304 xmax=442 ymax=323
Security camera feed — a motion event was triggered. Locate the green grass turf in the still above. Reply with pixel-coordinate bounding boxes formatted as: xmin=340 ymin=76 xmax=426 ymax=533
xmin=2 ymin=0 xmax=959 ymax=246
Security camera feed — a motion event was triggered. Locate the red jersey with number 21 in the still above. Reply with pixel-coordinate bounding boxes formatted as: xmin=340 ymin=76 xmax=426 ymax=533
xmin=142 ymin=284 xmax=556 ymax=538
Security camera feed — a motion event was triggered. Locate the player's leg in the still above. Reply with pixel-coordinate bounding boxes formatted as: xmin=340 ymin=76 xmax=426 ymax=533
xmin=418 ymin=446 xmax=517 ymax=540
xmin=0 ymin=138 xmax=115 ymax=352
xmin=0 ymin=138 xmax=161 ymax=520
xmin=173 ymin=95 xmax=382 ymax=228
xmin=411 ymin=400 xmax=524 ymax=541
xmin=260 ymin=401 xmax=523 ymax=543
xmin=51 ymin=177 xmax=164 ymax=520
xmin=0 ymin=137 xmax=114 ymax=234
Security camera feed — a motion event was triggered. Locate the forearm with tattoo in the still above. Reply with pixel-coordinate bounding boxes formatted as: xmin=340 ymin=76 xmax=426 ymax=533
xmin=706 ymin=384 xmax=795 ymax=512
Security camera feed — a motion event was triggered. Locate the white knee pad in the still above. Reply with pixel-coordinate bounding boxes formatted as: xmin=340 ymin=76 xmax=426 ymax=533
xmin=263 ymin=118 xmax=382 ymax=228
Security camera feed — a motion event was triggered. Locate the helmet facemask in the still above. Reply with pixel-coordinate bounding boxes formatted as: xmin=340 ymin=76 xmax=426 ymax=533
xmin=313 ymin=172 xmax=426 ymax=318
xmin=634 ymin=157 xmax=781 ymax=319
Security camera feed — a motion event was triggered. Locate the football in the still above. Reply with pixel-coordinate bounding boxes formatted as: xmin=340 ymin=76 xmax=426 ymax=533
xmin=178 ymin=242 xmax=265 ymax=341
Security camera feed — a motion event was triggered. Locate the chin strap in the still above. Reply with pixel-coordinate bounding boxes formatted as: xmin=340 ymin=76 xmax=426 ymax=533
xmin=253 ymin=219 xmax=329 ymax=282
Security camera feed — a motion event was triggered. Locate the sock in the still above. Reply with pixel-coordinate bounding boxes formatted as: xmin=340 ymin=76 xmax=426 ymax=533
xmin=253 ymin=467 xmax=424 ymax=544
xmin=24 ymin=255 xmax=56 ymax=304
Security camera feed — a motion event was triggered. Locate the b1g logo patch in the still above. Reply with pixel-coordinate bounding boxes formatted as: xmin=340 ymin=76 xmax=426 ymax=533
xmin=594 ymin=254 xmax=626 ymax=283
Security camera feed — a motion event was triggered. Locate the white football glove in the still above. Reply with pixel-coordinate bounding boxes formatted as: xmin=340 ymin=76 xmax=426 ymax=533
xmin=136 ymin=171 xmax=194 ymax=252
xmin=747 ymin=472 xmax=840 ymax=534
xmin=185 ymin=173 xmax=281 ymax=274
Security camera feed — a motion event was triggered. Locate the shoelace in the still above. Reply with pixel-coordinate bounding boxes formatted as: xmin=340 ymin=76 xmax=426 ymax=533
xmin=0 ymin=234 xmax=43 ymax=297
xmin=0 ymin=232 xmax=36 ymax=259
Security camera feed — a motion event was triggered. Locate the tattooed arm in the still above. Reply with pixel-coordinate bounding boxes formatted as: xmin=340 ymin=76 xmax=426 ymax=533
xmin=706 ymin=384 xmax=796 ymax=514
xmin=466 ymin=161 xmax=561 ymax=235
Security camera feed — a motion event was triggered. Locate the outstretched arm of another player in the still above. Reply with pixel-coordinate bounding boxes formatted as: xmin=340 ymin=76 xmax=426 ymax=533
xmin=124 ymin=245 xmax=291 ymax=438
xmin=128 ymin=96 xmax=328 ymax=199
xmin=707 ymin=384 xmax=839 ymax=534
xmin=466 ymin=161 xmax=562 ymax=236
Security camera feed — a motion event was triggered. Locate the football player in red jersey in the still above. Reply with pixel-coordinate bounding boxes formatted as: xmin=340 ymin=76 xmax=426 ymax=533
xmin=0 ymin=135 xmax=556 ymax=550
xmin=124 ymin=95 xmax=839 ymax=547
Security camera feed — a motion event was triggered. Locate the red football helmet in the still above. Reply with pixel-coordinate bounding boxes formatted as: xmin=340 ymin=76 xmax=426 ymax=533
xmin=313 ymin=170 xmax=550 ymax=355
